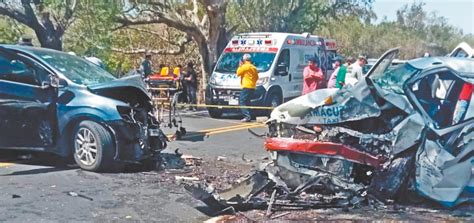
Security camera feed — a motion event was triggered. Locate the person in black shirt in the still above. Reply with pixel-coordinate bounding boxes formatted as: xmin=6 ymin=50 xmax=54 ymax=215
xmin=184 ymin=62 xmax=198 ymax=111
xmin=141 ymin=51 xmax=153 ymax=78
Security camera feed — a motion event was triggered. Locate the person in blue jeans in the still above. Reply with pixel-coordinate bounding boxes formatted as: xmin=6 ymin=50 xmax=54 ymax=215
xmin=237 ymin=54 xmax=259 ymax=122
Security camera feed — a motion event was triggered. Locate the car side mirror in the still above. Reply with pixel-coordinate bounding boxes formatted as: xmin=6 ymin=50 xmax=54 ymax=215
xmin=50 ymin=76 xmax=68 ymax=88
xmin=276 ymin=64 xmax=288 ymax=76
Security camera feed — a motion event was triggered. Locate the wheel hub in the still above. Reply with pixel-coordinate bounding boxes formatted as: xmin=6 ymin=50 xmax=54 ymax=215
xmin=75 ymin=128 xmax=98 ymax=166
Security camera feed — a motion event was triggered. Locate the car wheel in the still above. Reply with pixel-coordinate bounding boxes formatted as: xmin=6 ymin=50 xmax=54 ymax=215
xmin=265 ymin=92 xmax=282 ymax=115
xmin=208 ymin=108 xmax=223 ymax=118
xmin=73 ymin=120 xmax=114 ymax=172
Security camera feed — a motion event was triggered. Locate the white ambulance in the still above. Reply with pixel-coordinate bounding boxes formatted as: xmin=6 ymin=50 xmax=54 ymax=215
xmin=205 ymin=32 xmax=338 ymax=118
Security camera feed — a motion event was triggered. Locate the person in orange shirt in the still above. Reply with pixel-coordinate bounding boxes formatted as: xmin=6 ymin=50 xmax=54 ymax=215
xmin=302 ymin=57 xmax=324 ymax=95
xmin=237 ymin=54 xmax=259 ymax=122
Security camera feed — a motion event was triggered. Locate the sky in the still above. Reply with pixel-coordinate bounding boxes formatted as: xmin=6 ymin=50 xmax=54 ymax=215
xmin=373 ymin=0 xmax=474 ymax=34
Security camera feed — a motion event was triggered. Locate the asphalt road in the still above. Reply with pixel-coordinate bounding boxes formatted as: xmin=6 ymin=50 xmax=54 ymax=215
xmin=0 ymin=110 xmax=472 ymax=222
xmin=0 ymin=110 xmax=268 ymax=222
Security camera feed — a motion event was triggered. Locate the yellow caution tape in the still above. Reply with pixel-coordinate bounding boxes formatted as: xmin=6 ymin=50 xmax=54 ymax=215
xmin=152 ymin=100 xmax=275 ymax=110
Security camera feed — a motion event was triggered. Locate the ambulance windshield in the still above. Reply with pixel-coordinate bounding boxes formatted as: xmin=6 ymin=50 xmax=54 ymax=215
xmin=215 ymin=52 xmax=276 ymax=73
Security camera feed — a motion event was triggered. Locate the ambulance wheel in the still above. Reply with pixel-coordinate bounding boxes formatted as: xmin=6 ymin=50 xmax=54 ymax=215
xmin=265 ymin=92 xmax=282 ymax=115
xmin=208 ymin=108 xmax=223 ymax=118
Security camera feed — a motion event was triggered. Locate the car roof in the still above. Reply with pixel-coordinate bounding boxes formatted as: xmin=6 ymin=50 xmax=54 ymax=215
xmin=407 ymin=57 xmax=474 ymax=79
xmin=0 ymin=44 xmax=64 ymax=56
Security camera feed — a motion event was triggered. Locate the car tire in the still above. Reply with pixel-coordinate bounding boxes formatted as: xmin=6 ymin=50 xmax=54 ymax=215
xmin=265 ymin=92 xmax=282 ymax=115
xmin=73 ymin=120 xmax=115 ymax=172
xmin=208 ymin=108 xmax=223 ymax=119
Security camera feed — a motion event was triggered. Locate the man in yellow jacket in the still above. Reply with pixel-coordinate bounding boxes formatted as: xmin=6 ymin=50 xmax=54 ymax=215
xmin=236 ymin=54 xmax=259 ymax=122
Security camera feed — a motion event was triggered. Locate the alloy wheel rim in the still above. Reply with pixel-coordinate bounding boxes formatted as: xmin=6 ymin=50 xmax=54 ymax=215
xmin=74 ymin=128 xmax=98 ymax=166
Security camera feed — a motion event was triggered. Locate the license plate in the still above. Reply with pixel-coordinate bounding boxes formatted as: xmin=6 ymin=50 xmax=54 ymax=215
xmin=229 ymin=98 xmax=239 ymax=105
xmin=149 ymin=129 xmax=160 ymax=136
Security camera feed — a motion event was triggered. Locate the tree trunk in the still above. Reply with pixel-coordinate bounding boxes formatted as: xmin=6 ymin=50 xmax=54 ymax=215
xmin=35 ymin=29 xmax=63 ymax=50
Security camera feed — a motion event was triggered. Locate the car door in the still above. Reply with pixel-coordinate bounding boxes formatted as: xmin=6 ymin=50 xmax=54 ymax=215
xmin=273 ymin=48 xmax=292 ymax=99
xmin=403 ymin=68 xmax=473 ymax=207
xmin=0 ymin=49 xmax=57 ymax=148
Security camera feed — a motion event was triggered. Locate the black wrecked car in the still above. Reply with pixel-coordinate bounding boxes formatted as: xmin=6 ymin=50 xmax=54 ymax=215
xmin=0 ymin=45 xmax=167 ymax=172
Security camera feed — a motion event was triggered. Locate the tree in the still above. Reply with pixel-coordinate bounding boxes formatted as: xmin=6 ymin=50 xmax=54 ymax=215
xmin=116 ymin=0 xmax=231 ymax=88
xmin=0 ymin=0 xmax=77 ymax=50
xmin=227 ymin=0 xmax=374 ymax=34
xmin=320 ymin=1 xmax=473 ymax=60
xmin=0 ymin=17 xmax=27 ymax=43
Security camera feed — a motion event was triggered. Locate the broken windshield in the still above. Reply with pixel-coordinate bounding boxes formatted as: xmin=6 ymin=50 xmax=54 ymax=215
xmin=370 ymin=63 xmax=420 ymax=94
xmin=32 ymin=50 xmax=116 ymax=85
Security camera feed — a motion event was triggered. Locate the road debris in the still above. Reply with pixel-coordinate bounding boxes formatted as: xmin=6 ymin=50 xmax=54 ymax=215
xmin=241 ymin=154 xmax=253 ymax=163
xmin=217 ymin=156 xmax=227 ymax=161
xmin=181 ymin=154 xmax=203 ymax=166
xmin=270 ymin=212 xmax=291 ymax=220
xmin=66 ymin=191 xmax=94 ymax=201
xmin=175 ymin=176 xmax=200 ymax=183
xmin=12 ymin=194 xmax=21 ymax=199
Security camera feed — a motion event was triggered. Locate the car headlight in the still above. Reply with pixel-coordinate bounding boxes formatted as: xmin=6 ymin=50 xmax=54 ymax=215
xmin=257 ymin=77 xmax=269 ymax=86
xmin=209 ymin=75 xmax=218 ymax=85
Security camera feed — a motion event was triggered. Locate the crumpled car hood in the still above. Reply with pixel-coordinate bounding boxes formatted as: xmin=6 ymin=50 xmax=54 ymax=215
xmin=87 ymin=75 xmax=152 ymax=109
xmin=88 ymin=75 xmax=151 ymax=100
xmin=269 ymin=78 xmax=412 ymax=125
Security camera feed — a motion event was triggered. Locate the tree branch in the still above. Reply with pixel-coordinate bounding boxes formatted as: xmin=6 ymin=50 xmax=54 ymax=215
xmin=0 ymin=2 xmax=32 ymax=26
xmin=111 ymin=35 xmax=192 ymax=55
xmin=61 ymin=0 xmax=77 ymax=29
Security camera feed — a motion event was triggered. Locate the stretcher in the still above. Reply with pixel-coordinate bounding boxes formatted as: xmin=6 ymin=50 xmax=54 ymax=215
xmin=146 ymin=74 xmax=186 ymax=139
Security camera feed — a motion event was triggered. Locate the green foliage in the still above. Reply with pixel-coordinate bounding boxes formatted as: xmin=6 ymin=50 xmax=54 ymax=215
xmin=227 ymin=0 xmax=374 ymax=34
xmin=320 ymin=2 xmax=472 ymax=59
xmin=0 ymin=18 xmax=27 ymax=44
xmin=63 ymin=1 xmax=127 ymax=74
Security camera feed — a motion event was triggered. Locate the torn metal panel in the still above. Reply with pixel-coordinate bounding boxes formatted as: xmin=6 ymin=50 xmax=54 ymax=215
xmin=369 ymin=154 xmax=414 ymax=201
xmin=269 ymin=79 xmax=383 ymax=125
xmin=372 ymin=84 xmax=415 ymax=114
xmin=415 ymin=138 xmax=473 ymax=207
xmin=184 ymin=171 xmax=274 ymax=211
xmin=218 ymin=171 xmax=274 ymax=201
xmin=391 ymin=113 xmax=425 ymax=155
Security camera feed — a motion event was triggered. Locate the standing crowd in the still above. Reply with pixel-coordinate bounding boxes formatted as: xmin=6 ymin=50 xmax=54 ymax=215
xmin=235 ymin=53 xmax=367 ymax=122
xmin=303 ymin=55 xmax=367 ymax=95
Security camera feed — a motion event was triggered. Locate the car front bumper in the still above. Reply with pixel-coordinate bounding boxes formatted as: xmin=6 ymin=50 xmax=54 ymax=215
xmin=205 ymin=85 xmax=267 ymax=110
xmin=106 ymin=119 xmax=165 ymax=164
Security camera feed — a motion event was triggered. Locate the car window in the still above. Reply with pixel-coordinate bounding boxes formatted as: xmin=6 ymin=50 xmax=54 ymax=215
xmin=453 ymin=49 xmax=469 ymax=58
xmin=277 ymin=49 xmax=290 ymax=68
xmin=410 ymin=71 xmax=468 ymax=128
xmin=371 ymin=63 xmax=420 ymax=94
xmin=0 ymin=53 xmax=39 ymax=85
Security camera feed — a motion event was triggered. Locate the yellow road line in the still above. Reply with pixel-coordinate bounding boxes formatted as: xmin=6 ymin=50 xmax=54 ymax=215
xmin=203 ymin=123 xmax=265 ymax=135
xmin=190 ymin=122 xmax=259 ymax=132
xmin=0 ymin=162 xmax=14 ymax=168
xmin=167 ymin=122 xmax=260 ymax=138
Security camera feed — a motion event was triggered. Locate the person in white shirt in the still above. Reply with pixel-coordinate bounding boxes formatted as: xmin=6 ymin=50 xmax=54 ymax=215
xmin=345 ymin=55 xmax=367 ymax=86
